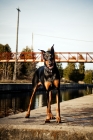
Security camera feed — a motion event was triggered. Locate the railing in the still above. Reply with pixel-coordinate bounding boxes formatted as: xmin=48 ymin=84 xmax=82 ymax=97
xmin=0 ymin=52 xmax=93 ymax=62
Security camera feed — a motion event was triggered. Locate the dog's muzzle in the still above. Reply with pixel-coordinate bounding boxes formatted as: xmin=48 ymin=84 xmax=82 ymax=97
xmin=48 ymin=61 xmax=54 ymax=69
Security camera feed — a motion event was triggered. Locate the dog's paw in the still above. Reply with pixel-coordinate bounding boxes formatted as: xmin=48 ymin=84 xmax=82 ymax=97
xmin=50 ymin=114 xmax=55 ymax=120
xmin=25 ymin=113 xmax=30 ymax=118
xmin=56 ymin=117 xmax=61 ymax=123
xmin=45 ymin=119 xmax=50 ymax=123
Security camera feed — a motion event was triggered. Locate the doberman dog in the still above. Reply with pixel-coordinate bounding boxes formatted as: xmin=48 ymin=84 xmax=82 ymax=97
xmin=25 ymin=45 xmax=61 ymax=123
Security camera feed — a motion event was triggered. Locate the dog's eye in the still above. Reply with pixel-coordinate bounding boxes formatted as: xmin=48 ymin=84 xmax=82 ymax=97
xmin=43 ymin=54 xmax=48 ymax=60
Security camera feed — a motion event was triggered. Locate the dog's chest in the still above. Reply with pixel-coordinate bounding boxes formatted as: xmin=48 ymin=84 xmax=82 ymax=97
xmin=44 ymin=68 xmax=56 ymax=82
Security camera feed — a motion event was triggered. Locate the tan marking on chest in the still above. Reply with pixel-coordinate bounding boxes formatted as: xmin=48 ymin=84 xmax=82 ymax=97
xmin=44 ymin=81 xmax=52 ymax=90
xmin=53 ymin=79 xmax=59 ymax=88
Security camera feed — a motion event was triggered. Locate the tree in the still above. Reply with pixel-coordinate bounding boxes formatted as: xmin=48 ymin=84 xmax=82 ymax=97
xmin=19 ymin=46 xmax=37 ymax=80
xmin=0 ymin=44 xmax=13 ymax=80
xmin=78 ymin=62 xmax=85 ymax=80
xmin=84 ymin=70 xmax=92 ymax=84
xmin=63 ymin=63 xmax=76 ymax=81
xmin=56 ymin=62 xmax=63 ymax=78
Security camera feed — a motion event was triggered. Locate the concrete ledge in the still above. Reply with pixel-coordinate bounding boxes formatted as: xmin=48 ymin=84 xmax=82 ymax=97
xmin=0 ymin=94 xmax=93 ymax=140
xmin=0 ymin=125 xmax=93 ymax=140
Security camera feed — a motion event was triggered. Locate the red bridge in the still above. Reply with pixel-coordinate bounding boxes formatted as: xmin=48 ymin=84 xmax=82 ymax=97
xmin=0 ymin=52 xmax=93 ymax=63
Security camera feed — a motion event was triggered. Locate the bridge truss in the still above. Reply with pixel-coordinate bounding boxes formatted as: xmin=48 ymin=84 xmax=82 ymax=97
xmin=0 ymin=52 xmax=93 ymax=63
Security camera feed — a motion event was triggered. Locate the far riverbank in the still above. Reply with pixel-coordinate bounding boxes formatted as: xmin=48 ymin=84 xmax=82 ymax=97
xmin=0 ymin=83 xmax=93 ymax=92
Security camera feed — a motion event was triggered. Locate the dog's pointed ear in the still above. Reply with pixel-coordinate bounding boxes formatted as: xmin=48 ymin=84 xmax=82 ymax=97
xmin=38 ymin=49 xmax=45 ymax=54
xmin=38 ymin=49 xmax=46 ymax=60
xmin=38 ymin=49 xmax=45 ymax=60
xmin=51 ymin=44 xmax=54 ymax=54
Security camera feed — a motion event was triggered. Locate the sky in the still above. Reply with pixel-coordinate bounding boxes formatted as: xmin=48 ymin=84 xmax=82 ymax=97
xmin=0 ymin=0 xmax=93 ymax=69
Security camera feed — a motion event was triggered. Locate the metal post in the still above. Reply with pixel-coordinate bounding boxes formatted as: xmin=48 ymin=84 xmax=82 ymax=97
xmin=31 ymin=32 xmax=33 ymax=51
xmin=13 ymin=8 xmax=21 ymax=81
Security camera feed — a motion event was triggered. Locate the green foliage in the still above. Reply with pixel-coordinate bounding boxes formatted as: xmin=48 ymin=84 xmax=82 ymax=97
xmin=84 ymin=70 xmax=93 ymax=84
xmin=0 ymin=45 xmax=37 ymax=81
xmin=63 ymin=63 xmax=76 ymax=81
xmin=78 ymin=63 xmax=85 ymax=80
xmin=19 ymin=46 xmax=37 ymax=80
xmin=56 ymin=62 xmax=63 ymax=78
xmin=0 ymin=44 xmax=11 ymax=52
xmin=63 ymin=62 xmax=85 ymax=82
xmin=0 ymin=44 xmax=13 ymax=80
xmin=0 ymin=44 xmax=93 ymax=83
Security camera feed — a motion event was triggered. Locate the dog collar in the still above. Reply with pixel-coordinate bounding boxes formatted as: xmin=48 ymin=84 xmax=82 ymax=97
xmin=44 ymin=66 xmax=53 ymax=73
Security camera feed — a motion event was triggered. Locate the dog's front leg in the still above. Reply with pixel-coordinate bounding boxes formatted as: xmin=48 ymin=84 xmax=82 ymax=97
xmin=45 ymin=90 xmax=51 ymax=123
xmin=56 ymin=89 xmax=61 ymax=123
xmin=25 ymin=87 xmax=37 ymax=118
xmin=49 ymin=91 xmax=55 ymax=119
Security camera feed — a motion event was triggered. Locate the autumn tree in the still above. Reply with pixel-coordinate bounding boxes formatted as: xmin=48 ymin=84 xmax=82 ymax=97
xmin=84 ymin=70 xmax=93 ymax=84
xmin=56 ymin=62 xmax=63 ymax=78
xmin=78 ymin=62 xmax=85 ymax=80
xmin=19 ymin=46 xmax=37 ymax=80
xmin=0 ymin=44 xmax=13 ymax=80
xmin=63 ymin=63 xmax=76 ymax=81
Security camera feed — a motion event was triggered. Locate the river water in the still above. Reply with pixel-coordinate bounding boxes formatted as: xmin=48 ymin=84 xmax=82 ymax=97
xmin=0 ymin=87 xmax=93 ymax=118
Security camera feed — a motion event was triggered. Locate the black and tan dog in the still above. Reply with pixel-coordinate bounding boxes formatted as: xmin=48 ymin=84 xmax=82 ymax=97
xmin=25 ymin=45 xmax=61 ymax=123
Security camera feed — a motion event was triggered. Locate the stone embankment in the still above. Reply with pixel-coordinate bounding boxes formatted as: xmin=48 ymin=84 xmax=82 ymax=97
xmin=0 ymin=83 xmax=93 ymax=92
xmin=0 ymin=94 xmax=93 ymax=140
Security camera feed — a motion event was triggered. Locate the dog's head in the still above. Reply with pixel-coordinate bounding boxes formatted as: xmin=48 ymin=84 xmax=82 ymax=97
xmin=39 ymin=44 xmax=55 ymax=70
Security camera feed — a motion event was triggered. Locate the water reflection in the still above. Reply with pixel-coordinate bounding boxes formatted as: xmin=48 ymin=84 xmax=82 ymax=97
xmin=0 ymin=88 xmax=93 ymax=118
